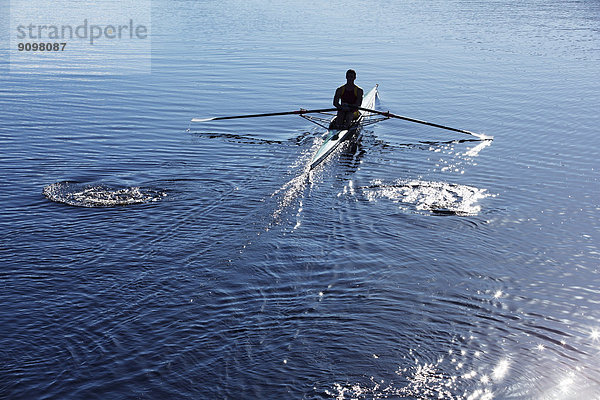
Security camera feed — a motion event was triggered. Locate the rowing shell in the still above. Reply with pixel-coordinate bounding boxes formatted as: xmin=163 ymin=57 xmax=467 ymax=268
xmin=190 ymin=85 xmax=490 ymax=157
xmin=309 ymin=85 xmax=378 ymax=169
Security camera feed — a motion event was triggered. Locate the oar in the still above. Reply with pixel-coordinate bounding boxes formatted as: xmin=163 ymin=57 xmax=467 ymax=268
xmin=191 ymin=108 xmax=338 ymax=123
xmin=358 ymin=107 xmax=492 ymax=140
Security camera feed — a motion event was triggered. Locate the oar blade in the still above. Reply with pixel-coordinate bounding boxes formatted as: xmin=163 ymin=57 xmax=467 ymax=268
xmin=191 ymin=117 xmax=217 ymax=123
xmin=474 ymin=133 xmax=494 ymax=140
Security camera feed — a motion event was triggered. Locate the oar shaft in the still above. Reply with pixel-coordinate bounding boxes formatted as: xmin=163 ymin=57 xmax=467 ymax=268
xmin=192 ymin=108 xmax=338 ymax=123
xmin=358 ymin=107 xmax=490 ymax=139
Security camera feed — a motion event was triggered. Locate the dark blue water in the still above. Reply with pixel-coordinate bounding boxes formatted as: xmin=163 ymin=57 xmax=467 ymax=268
xmin=2 ymin=1 xmax=599 ymax=398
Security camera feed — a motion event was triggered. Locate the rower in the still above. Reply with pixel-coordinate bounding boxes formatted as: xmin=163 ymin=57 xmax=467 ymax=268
xmin=331 ymin=69 xmax=364 ymax=130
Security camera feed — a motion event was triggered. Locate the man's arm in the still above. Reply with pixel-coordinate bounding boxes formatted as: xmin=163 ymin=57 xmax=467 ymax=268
xmin=353 ymin=88 xmax=364 ymax=108
xmin=333 ymin=87 xmax=342 ymax=109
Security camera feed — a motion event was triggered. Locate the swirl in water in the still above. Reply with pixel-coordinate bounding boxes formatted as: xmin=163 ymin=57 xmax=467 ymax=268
xmin=43 ymin=181 xmax=166 ymax=207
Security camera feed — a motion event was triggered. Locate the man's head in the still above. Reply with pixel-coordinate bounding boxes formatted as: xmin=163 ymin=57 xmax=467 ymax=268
xmin=346 ymin=69 xmax=356 ymax=82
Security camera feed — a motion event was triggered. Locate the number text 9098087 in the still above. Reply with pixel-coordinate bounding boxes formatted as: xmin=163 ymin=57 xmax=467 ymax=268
xmin=18 ymin=43 xmax=67 ymax=51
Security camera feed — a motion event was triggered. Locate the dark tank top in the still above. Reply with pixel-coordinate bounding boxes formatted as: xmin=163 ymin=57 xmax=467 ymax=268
xmin=340 ymin=85 xmax=358 ymax=105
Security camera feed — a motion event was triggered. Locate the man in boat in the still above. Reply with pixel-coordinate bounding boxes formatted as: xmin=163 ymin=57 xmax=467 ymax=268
xmin=331 ymin=69 xmax=364 ymax=130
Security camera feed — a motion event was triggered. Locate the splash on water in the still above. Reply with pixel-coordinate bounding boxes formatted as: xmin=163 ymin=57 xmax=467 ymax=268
xmin=362 ymin=179 xmax=492 ymax=215
xmin=465 ymin=140 xmax=492 ymax=157
xmin=43 ymin=181 xmax=166 ymax=207
xmin=271 ymin=171 xmax=310 ymax=223
xmin=269 ymin=135 xmax=324 ymax=226
xmin=431 ymin=139 xmax=492 ymax=174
